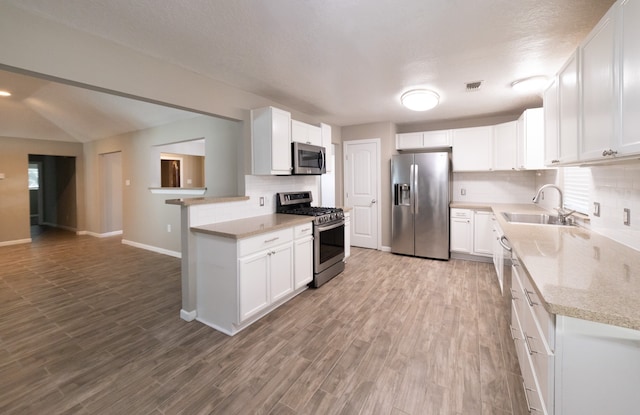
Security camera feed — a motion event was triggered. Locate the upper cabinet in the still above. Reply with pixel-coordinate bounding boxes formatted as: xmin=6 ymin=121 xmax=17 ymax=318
xmin=545 ymin=0 xmax=640 ymax=165
xmin=320 ymin=123 xmax=333 ymax=172
xmin=251 ymin=107 xmax=292 ymax=175
xmin=291 ymin=120 xmax=322 ymax=146
xmin=544 ymin=79 xmax=560 ymax=166
xmin=580 ymin=4 xmax=618 ymax=161
xmin=619 ymin=0 xmax=640 ymax=156
xmin=558 ymin=50 xmax=580 ymax=164
xmin=452 ymin=126 xmax=493 ymax=171
xmin=493 ymin=121 xmax=518 ymax=171
xmin=517 ymin=108 xmax=545 ymax=169
xmin=396 ymin=129 xmax=451 ymax=150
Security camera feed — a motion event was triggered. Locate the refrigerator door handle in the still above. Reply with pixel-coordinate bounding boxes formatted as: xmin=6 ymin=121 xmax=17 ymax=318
xmin=410 ymin=163 xmax=415 ymax=214
xmin=414 ymin=163 xmax=419 ymax=214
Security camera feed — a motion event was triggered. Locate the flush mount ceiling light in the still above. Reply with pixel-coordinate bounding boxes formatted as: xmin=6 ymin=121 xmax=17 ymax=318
xmin=401 ymin=89 xmax=439 ymax=111
xmin=511 ymin=76 xmax=549 ymax=93
xmin=0 ymin=90 xmax=11 ymax=97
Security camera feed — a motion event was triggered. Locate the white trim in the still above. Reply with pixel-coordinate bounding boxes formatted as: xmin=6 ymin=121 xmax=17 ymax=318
xmin=148 ymin=187 xmax=206 ymax=195
xmin=121 ymin=239 xmax=182 ymax=258
xmin=0 ymin=238 xmax=32 ymax=247
xmin=343 ymin=138 xmax=383 ymax=250
xmin=180 ymin=309 xmax=197 ymax=322
xmin=84 ymin=230 xmax=123 ymax=238
xmin=380 ymin=245 xmax=392 ymax=252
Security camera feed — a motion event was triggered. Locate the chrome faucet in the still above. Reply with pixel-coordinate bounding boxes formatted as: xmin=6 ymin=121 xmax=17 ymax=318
xmin=533 ymin=184 xmax=576 ymax=224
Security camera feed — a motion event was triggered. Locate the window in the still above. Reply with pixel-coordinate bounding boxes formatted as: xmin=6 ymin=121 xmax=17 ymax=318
xmin=562 ymin=167 xmax=590 ymax=214
xmin=28 ymin=164 xmax=39 ymax=190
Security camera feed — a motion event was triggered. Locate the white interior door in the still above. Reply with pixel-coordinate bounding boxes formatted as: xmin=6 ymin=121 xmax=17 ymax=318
xmin=344 ymin=139 xmax=380 ymax=249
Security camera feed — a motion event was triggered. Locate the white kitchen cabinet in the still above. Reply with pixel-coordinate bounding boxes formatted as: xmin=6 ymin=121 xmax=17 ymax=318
xmin=492 ymin=218 xmax=505 ymax=293
xmin=517 ymin=108 xmax=545 ymax=169
xmin=452 ymin=126 xmax=493 ymax=171
xmin=395 ymin=129 xmax=451 ymax=150
xmin=493 ymin=121 xmax=518 ymax=171
xmin=251 ymin=107 xmax=292 ymax=175
xmin=557 ymin=51 xmax=580 ymax=164
xmin=344 ymin=211 xmax=351 ymax=261
xmin=293 ymin=223 xmax=313 ymax=289
xmin=544 ymin=79 xmax=560 ymax=166
xmin=321 ymin=123 xmax=333 ymax=172
xmin=239 ymin=240 xmax=294 ymax=322
xmin=195 ymin=222 xmax=311 ymax=336
xmin=472 ymin=210 xmax=493 ymax=257
xmin=291 ymin=119 xmax=322 ymax=146
xmin=450 ymin=209 xmax=473 ymax=254
xmin=619 ymin=0 xmax=640 ymax=157
xmin=580 ymin=4 xmax=618 ymax=162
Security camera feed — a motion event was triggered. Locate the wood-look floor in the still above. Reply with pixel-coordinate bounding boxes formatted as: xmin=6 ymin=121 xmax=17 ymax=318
xmin=0 ymin=228 xmax=528 ymax=414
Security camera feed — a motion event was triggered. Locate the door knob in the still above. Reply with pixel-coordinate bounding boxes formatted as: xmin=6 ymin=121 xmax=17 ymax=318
xmin=371 ymin=199 xmax=377 ymax=204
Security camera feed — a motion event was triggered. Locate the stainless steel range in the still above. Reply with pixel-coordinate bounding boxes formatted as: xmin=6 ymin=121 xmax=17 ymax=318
xmin=276 ymin=191 xmax=345 ymax=288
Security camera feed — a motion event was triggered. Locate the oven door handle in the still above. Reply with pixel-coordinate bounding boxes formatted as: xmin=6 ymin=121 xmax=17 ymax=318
xmin=315 ymin=220 xmax=345 ymax=233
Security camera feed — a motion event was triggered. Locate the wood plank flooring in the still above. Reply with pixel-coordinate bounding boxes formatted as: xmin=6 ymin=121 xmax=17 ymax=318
xmin=0 ymin=228 xmax=528 ymax=414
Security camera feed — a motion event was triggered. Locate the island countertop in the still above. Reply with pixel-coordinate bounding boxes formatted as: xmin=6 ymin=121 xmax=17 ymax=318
xmin=191 ymin=214 xmax=313 ymax=239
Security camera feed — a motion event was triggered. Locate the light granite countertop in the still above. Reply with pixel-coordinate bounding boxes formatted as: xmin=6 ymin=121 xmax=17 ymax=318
xmin=191 ymin=214 xmax=313 ymax=239
xmin=490 ymin=203 xmax=640 ymax=331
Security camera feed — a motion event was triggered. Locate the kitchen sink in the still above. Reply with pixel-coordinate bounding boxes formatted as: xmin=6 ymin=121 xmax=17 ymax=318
xmin=501 ymin=212 xmax=574 ymax=226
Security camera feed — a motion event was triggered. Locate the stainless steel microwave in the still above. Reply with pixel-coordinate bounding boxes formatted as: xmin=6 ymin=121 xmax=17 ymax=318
xmin=292 ymin=142 xmax=326 ymax=175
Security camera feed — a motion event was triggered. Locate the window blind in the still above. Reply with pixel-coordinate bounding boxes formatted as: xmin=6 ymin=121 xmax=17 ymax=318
xmin=562 ymin=167 xmax=590 ymax=214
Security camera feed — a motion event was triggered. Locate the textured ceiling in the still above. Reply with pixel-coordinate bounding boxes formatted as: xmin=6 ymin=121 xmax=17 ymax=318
xmin=3 ymin=0 xmax=615 ymax=132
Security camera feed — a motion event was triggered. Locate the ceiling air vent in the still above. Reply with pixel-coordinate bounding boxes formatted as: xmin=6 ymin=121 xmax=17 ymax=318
xmin=465 ymin=81 xmax=483 ymax=91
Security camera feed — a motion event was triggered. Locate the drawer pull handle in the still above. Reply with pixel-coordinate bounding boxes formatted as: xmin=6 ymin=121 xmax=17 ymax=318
xmin=509 ymin=325 xmax=521 ymax=341
xmin=264 ymin=237 xmax=280 ymax=243
xmin=522 ymin=381 xmax=543 ymax=413
xmin=524 ymin=289 xmax=538 ymax=306
xmin=523 ymin=332 xmax=541 ymax=355
xmin=510 ymin=289 xmax=519 ymax=301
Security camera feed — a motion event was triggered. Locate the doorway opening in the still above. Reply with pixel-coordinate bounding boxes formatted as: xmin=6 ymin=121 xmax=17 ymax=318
xmin=28 ymin=155 xmax=78 ymax=238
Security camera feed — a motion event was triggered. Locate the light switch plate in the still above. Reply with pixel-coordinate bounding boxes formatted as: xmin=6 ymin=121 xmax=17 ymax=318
xmin=624 ymin=208 xmax=631 ymax=226
xmin=593 ymin=202 xmax=600 ymax=217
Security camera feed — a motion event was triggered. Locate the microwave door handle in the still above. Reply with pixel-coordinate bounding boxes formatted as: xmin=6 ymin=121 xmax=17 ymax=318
xmin=320 ymin=150 xmax=325 ymax=170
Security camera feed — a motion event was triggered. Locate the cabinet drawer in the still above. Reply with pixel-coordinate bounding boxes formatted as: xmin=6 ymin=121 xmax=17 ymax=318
xmin=516 ymin=337 xmax=549 ymax=415
xmin=451 ymin=208 xmax=471 ymax=219
xmin=517 ymin=264 xmax=555 ymax=349
xmin=293 ymin=222 xmax=313 ymax=239
xmin=238 ymin=228 xmax=293 ymax=257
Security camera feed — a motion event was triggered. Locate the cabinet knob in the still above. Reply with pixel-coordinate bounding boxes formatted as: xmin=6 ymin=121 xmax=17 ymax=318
xmin=551 ymin=159 xmax=560 ymax=164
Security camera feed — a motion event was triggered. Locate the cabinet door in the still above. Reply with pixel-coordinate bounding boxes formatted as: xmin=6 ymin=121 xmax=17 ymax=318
xmin=252 ymin=107 xmax=292 ymax=175
xmin=271 ymin=108 xmax=293 ymax=173
xmin=423 ymin=130 xmax=451 ymax=147
xmin=493 ymin=121 xmax=517 ymax=170
xmin=521 ymin=108 xmax=545 ymax=169
xmin=269 ymin=243 xmax=294 ymax=303
xmin=581 ymin=7 xmax=617 ymax=161
xmin=544 ymin=79 xmax=560 ymax=166
xmin=558 ymin=51 xmax=580 ymax=163
xmin=321 ymin=123 xmax=333 ymax=172
xmin=238 ymin=252 xmax=270 ymax=323
xmin=291 ymin=120 xmax=308 ymax=144
xmin=396 ymin=132 xmax=424 ymax=149
xmin=473 ymin=211 xmax=493 ymax=256
xmin=307 ymin=125 xmax=322 ymax=146
xmin=450 ymin=217 xmax=472 ymax=253
xmin=452 ymin=126 xmax=493 ymax=171
xmin=294 ymin=237 xmax=313 ymax=289
xmin=620 ymin=0 xmax=640 ymax=156
xmin=492 ymin=223 xmax=504 ymax=292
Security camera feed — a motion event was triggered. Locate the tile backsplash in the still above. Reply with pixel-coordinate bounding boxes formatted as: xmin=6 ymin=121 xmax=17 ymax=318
xmin=190 ymin=175 xmax=319 ymax=227
xmin=453 ymin=170 xmax=538 ymax=203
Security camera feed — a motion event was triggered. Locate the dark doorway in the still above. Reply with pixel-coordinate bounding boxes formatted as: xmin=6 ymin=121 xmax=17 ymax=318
xmin=28 ymin=155 xmax=78 ymax=237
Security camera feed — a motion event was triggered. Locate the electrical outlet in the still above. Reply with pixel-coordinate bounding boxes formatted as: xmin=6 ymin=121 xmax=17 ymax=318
xmin=259 ymin=197 xmax=265 ymax=206
xmin=623 ymin=208 xmax=631 ymax=226
xmin=125 ymin=179 xmax=131 ymax=186
xmin=460 ymin=188 xmax=466 ymax=196
xmin=167 ymin=224 xmax=172 ymax=232
xmin=593 ymin=202 xmax=600 ymax=217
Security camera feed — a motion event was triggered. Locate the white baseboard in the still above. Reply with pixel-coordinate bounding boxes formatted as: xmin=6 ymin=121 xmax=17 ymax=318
xmin=380 ymin=245 xmax=392 ymax=252
xmin=85 ymin=230 xmax=123 ymax=238
xmin=0 ymin=238 xmax=32 ymax=247
xmin=121 ymin=239 xmax=181 ymax=258
xmin=180 ymin=309 xmax=197 ymax=322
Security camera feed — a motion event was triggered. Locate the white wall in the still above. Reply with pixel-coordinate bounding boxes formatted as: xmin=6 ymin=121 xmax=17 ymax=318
xmin=190 ymin=175 xmax=319 ymax=227
xmin=452 ymin=170 xmax=538 ymax=203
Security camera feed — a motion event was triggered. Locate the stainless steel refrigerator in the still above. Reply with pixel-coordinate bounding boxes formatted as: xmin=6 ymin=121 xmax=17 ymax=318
xmin=391 ymin=151 xmax=450 ymax=259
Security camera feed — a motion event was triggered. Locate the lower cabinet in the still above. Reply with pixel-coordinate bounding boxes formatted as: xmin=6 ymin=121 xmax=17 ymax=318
xmin=451 ymin=208 xmax=493 ymax=258
xmin=195 ymin=223 xmax=312 ymax=336
xmin=510 ymin=254 xmax=640 ymax=414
